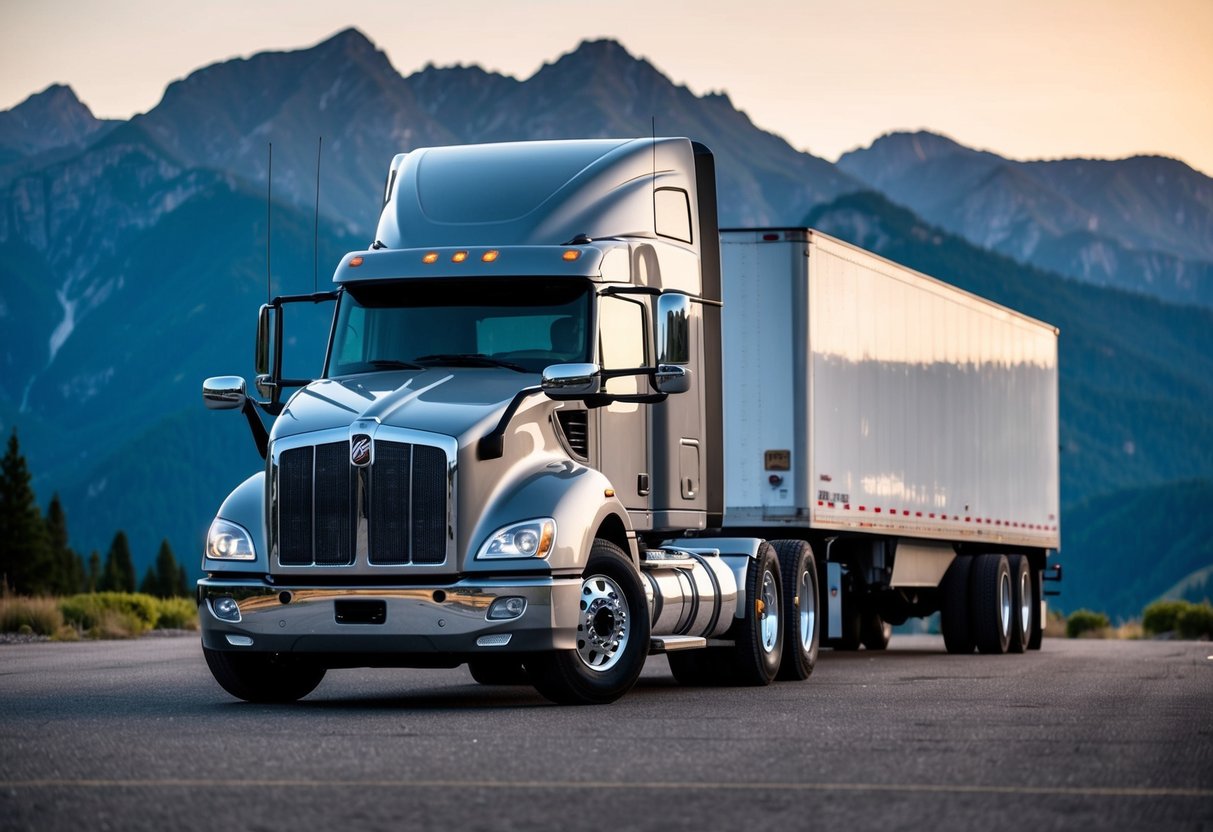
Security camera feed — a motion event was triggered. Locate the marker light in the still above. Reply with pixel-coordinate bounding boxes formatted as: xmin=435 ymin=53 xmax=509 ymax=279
xmin=452 ymin=251 xmax=468 ymax=263
xmin=481 ymin=250 xmax=499 ymax=263
xmin=562 ymin=249 xmax=581 ymax=261
xmin=422 ymin=252 xmax=440 ymax=264
xmin=349 ymin=256 xmax=364 ymax=267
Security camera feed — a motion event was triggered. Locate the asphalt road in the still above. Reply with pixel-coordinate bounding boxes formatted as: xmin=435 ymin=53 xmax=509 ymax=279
xmin=1 ymin=635 xmax=1210 ymax=832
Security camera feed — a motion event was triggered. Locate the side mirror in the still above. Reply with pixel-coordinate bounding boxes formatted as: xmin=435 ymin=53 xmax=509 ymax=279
xmin=254 ymin=303 xmax=273 ymax=376
xmin=203 ymin=376 xmax=248 ymax=411
xmin=654 ymin=364 xmax=691 ymax=395
xmin=657 ymin=293 xmax=691 ymax=365
xmin=541 ymin=363 xmax=602 ymax=399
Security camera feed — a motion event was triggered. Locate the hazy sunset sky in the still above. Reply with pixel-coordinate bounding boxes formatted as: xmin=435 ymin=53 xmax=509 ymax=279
xmin=3 ymin=0 xmax=1211 ymax=175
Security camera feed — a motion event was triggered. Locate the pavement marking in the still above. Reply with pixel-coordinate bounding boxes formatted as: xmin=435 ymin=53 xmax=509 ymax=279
xmin=3 ymin=779 xmax=1210 ymax=799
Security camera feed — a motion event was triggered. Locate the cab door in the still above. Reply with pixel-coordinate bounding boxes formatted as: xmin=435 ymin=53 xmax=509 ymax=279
xmin=594 ymin=293 xmax=652 ymax=529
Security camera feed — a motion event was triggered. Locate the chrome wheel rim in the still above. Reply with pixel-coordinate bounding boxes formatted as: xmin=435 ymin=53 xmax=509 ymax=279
xmin=760 ymin=569 xmax=779 ymax=653
xmin=799 ymin=568 xmax=816 ymax=652
xmin=1018 ymin=570 xmax=1032 ymax=635
xmin=577 ymin=573 xmax=630 ymax=672
xmin=999 ymin=569 xmax=1012 ymax=637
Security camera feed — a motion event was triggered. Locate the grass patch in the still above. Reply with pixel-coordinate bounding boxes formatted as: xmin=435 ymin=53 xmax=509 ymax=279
xmin=1066 ymin=609 xmax=1111 ymax=639
xmin=0 ymin=597 xmax=64 ymax=636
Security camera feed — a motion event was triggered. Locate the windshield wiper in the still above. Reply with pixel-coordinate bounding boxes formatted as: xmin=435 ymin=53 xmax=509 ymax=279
xmin=412 ymin=353 xmax=530 ymax=373
xmin=366 ymin=359 xmax=424 ymax=370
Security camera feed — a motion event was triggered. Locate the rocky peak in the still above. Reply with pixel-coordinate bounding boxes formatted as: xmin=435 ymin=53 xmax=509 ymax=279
xmin=0 ymin=84 xmax=104 ymax=161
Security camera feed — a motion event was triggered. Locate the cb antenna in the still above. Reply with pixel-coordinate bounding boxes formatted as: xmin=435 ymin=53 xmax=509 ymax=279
xmin=266 ymin=142 xmax=272 ymax=304
xmin=651 ymin=116 xmax=656 ymax=196
xmin=313 ymin=136 xmax=323 ymax=294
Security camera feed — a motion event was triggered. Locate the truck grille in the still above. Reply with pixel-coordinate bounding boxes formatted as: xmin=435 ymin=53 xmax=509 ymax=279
xmin=275 ymin=440 xmax=448 ymax=567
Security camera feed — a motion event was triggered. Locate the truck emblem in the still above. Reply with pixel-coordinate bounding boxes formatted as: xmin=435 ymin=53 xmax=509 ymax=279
xmin=350 ymin=435 xmax=372 ymax=466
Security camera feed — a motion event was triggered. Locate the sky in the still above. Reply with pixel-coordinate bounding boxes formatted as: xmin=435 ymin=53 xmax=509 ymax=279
xmin=2 ymin=0 xmax=1211 ymax=176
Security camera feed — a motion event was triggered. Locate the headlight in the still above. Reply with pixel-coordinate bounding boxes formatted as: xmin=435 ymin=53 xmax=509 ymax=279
xmin=476 ymin=519 xmax=556 ymax=560
xmin=206 ymin=518 xmax=256 ymax=561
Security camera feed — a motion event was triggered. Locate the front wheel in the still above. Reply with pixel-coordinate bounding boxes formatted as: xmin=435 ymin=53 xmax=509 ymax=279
xmin=526 ymin=539 xmax=650 ymax=705
xmin=203 ymin=648 xmax=326 ymax=703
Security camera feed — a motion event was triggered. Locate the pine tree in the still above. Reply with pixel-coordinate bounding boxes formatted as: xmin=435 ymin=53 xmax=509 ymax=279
xmin=87 ymin=551 xmax=101 ymax=593
xmin=100 ymin=531 xmax=136 ymax=593
xmin=176 ymin=564 xmax=189 ymax=598
xmin=44 ymin=494 xmax=83 ymax=595
xmin=0 ymin=430 xmax=51 ymax=594
xmin=139 ymin=567 xmax=158 ymax=596
xmin=149 ymin=539 xmax=187 ymax=598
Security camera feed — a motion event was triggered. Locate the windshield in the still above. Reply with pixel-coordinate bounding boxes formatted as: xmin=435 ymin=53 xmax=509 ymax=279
xmin=327 ymin=278 xmax=592 ymax=376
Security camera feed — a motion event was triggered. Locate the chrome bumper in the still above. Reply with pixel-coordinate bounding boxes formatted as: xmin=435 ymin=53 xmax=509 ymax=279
xmin=198 ymin=576 xmax=581 ymax=657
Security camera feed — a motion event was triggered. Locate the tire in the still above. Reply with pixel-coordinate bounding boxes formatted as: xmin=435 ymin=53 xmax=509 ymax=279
xmin=939 ymin=555 xmax=975 ymax=654
xmin=203 ymin=648 xmax=326 ymax=703
xmin=860 ymin=611 xmax=892 ymax=651
xmin=525 ymin=539 xmax=650 ymax=705
xmin=1028 ymin=565 xmax=1044 ymax=651
xmin=970 ymin=554 xmax=1012 ymax=654
xmin=1007 ymin=555 xmax=1032 ymax=654
xmin=726 ymin=541 xmax=784 ymax=685
xmin=468 ymin=656 xmax=530 ymax=685
xmin=772 ymin=540 xmax=819 ymax=680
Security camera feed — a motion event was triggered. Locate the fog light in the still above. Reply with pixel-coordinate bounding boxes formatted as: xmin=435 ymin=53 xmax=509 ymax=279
xmin=212 ymin=596 xmax=241 ymax=622
xmin=487 ymin=596 xmax=527 ymax=620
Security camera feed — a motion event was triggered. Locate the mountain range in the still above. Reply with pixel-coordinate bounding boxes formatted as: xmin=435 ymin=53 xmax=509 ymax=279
xmin=0 ymin=28 xmax=1210 ymax=619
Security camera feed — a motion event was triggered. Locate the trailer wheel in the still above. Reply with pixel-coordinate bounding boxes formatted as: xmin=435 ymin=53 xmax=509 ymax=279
xmin=772 ymin=540 xmax=819 ymax=680
xmin=1028 ymin=565 xmax=1045 ymax=650
xmin=468 ymin=656 xmax=530 ymax=685
xmin=203 ymin=648 xmax=326 ymax=703
xmin=1007 ymin=555 xmax=1032 ymax=654
xmin=726 ymin=542 xmax=784 ymax=685
xmin=526 ymin=539 xmax=650 ymax=705
xmin=970 ymin=554 xmax=1012 ymax=654
xmin=940 ymin=556 xmax=975 ymax=654
xmin=860 ymin=612 xmax=892 ymax=651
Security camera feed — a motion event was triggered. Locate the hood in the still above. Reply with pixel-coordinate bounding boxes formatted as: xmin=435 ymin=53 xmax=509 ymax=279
xmin=269 ymin=368 xmax=536 ymax=443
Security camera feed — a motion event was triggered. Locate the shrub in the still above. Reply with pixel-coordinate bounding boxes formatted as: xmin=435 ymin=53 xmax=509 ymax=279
xmin=60 ymin=592 xmax=159 ymax=636
xmin=1066 ymin=609 xmax=1110 ymax=639
xmin=0 ymin=596 xmax=64 ymax=635
xmin=1175 ymin=603 xmax=1213 ymax=640
xmin=154 ymin=597 xmax=198 ymax=630
xmin=1142 ymin=600 xmax=1189 ymax=636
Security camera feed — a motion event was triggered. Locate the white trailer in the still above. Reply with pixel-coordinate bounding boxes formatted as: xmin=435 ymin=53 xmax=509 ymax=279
xmin=719 ymin=228 xmax=1059 ymax=652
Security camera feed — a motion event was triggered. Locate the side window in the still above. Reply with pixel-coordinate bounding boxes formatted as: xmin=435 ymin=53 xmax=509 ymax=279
xmin=598 ymin=296 xmax=647 ymax=395
xmin=654 ymin=188 xmax=692 ymax=244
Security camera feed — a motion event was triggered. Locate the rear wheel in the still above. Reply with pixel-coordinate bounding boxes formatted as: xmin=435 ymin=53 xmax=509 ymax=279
xmin=728 ymin=542 xmax=784 ymax=685
xmin=1028 ymin=565 xmax=1045 ymax=650
xmin=940 ymin=555 xmax=975 ymax=654
xmin=1007 ymin=555 xmax=1032 ymax=654
xmin=203 ymin=648 xmax=326 ymax=703
xmin=772 ymin=540 xmax=819 ymax=680
xmin=971 ymin=554 xmax=1012 ymax=654
xmin=526 ymin=539 xmax=650 ymax=705
xmin=860 ymin=611 xmax=893 ymax=651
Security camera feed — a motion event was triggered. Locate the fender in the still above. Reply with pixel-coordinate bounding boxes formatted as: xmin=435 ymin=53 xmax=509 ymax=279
xmin=203 ymin=472 xmax=268 ymax=574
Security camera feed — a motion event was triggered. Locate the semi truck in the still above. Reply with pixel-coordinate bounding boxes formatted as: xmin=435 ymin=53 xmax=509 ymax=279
xmin=200 ymin=137 xmax=1060 ymax=705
